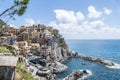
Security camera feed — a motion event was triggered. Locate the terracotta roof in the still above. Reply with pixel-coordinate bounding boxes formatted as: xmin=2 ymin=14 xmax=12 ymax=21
xmin=0 ymin=56 xmax=18 ymax=67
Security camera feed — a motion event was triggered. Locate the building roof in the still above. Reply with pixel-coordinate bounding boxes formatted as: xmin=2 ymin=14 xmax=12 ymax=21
xmin=31 ymin=43 xmax=40 ymax=47
xmin=0 ymin=37 xmax=7 ymax=39
xmin=17 ymin=41 xmax=28 ymax=43
xmin=0 ymin=56 xmax=18 ymax=67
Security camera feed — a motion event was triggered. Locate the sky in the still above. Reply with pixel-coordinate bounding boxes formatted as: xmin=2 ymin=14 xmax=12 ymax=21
xmin=0 ymin=0 xmax=120 ymax=39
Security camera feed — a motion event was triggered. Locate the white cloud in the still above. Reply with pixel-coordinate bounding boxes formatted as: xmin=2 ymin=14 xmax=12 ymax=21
xmin=88 ymin=5 xmax=102 ymax=18
xmin=48 ymin=21 xmax=60 ymax=30
xmin=76 ymin=12 xmax=85 ymax=21
xmin=48 ymin=7 xmax=120 ymax=39
xmin=9 ymin=24 xmax=18 ymax=28
xmin=104 ymin=8 xmax=112 ymax=15
xmin=90 ymin=20 xmax=104 ymax=28
xmin=48 ymin=20 xmax=120 ymax=39
xmin=54 ymin=10 xmax=76 ymax=23
xmin=24 ymin=18 xmax=35 ymax=25
xmin=54 ymin=10 xmax=85 ymax=24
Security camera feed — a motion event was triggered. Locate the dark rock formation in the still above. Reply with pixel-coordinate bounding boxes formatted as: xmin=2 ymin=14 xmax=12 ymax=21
xmin=73 ymin=53 xmax=115 ymax=67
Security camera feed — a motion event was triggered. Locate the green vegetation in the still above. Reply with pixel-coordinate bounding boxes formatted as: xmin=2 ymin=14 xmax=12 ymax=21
xmin=0 ymin=46 xmax=11 ymax=53
xmin=0 ymin=0 xmax=29 ymax=21
xmin=10 ymin=50 xmax=16 ymax=56
xmin=0 ymin=46 xmax=16 ymax=56
xmin=5 ymin=45 xmax=14 ymax=50
xmin=16 ymin=63 xmax=34 ymax=80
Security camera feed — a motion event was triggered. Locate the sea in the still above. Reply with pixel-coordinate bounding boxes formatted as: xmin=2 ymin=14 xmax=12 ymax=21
xmin=57 ymin=40 xmax=120 ymax=80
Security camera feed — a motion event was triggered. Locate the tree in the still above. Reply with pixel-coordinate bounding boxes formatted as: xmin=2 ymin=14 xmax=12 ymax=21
xmin=0 ymin=0 xmax=29 ymax=21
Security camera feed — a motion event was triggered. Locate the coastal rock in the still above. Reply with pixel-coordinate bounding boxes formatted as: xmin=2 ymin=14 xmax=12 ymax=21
xmin=49 ymin=61 xmax=68 ymax=73
xmin=73 ymin=53 xmax=115 ymax=67
xmin=63 ymin=69 xmax=92 ymax=80
xmin=53 ymin=61 xmax=68 ymax=73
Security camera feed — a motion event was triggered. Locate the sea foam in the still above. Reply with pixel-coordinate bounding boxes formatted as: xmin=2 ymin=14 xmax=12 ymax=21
xmin=106 ymin=62 xmax=120 ymax=69
xmin=80 ymin=69 xmax=92 ymax=80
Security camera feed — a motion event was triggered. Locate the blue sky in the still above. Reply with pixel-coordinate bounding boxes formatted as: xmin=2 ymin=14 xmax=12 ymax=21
xmin=0 ymin=0 xmax=120 ymax=39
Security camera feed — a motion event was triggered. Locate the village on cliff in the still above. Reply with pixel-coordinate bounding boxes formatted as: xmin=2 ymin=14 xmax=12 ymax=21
xmin=0 ymin=19 xmax=75 ymax=80
xmin=1 ymin=19 xmax=117 ymax=80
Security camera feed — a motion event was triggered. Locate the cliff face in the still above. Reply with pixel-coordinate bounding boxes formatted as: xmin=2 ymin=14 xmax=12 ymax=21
xmin=46 ymin=27 xmax=71 ymax=62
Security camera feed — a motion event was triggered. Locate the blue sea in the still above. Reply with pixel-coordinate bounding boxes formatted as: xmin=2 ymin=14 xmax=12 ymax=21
xmin=58 ymin=40 xmax=120 ymax=80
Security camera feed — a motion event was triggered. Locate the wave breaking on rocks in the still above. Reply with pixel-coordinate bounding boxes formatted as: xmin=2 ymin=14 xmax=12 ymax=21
xmin=72 ymin=52 xmax=120 ymax=69
xmin=106 ymin=62 xmax=120 ymax=69
xmin=63 ymin=69 xmax=92 ymax=80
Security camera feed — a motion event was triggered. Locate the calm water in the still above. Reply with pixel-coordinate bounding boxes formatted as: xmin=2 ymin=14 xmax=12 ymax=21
xmin=58 ymin=40 xmax=120 ymax=80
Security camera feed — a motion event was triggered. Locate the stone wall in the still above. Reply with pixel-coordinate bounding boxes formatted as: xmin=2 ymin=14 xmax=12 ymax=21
xmin=0 ymin=67 xmax=5 ymax=79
